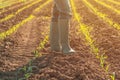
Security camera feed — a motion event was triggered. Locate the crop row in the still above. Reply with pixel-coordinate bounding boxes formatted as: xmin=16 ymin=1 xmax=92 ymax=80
xmin=0 ymin=0 xmax=119 ymax=79
xmin=0 ymin=0 xmax=43 ymax=23
xmin=94 ymin=0 xmax=120 ymax=15
xmin=71 ymin=0 xmax=116 ymax=80
xmin=107 ymin=0 xmax=120 ymax=6
xmin=82 ymin=0 xmax=119 ymax=79
xmin=0 ymin=0 xmax=52 ymax=39
xmin=83 ymin=0 xmax=120 ymax=30
xmin=0 ymin=0 xmax=34 ymax=14
xmin=0 ymin=0 xmax=22 ymax=9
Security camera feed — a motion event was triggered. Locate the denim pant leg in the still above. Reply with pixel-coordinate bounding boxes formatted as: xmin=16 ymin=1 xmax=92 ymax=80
xmin=53 ymin=0 xmax=72 ymax=19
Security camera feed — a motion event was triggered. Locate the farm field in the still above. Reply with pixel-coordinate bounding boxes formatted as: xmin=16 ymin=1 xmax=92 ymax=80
xmin=0 ymin=0 xmax=120 ymax=80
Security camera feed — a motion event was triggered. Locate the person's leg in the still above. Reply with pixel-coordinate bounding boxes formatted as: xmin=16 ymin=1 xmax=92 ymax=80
xmin=54 ymin=0 xmax=75 ymax=54
xmin=50 ymin=4 xmax=61 ymax=52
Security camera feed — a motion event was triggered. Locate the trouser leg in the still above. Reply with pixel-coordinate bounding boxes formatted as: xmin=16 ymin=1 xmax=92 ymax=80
xmin=50 ymin=4 xmax=61 ymax=52
xmin=58 ymin=18 xmax=75 ymax=54
xmin=54 ymin=0 xmax=75 ymax=54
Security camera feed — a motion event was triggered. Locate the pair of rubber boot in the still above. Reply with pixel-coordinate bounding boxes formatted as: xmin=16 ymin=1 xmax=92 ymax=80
xmin=50 ymin=19 xmax=75 ymax=54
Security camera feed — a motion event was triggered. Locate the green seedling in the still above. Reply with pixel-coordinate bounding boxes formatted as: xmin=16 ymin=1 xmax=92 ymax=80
xmin=33 ymin=50 xmax=41 ymax=58
xmin=18 ymin=73 xmax=33 ymax=80
xmin=17 ymin=60 xmax=38 ymax=80
xmin=105 ymin=64 xmax=110 ymax=73
xmin=110 ymin=72 xmax=115 ymax=80
xmin=100 ymin=53 xmax=107 ymax=68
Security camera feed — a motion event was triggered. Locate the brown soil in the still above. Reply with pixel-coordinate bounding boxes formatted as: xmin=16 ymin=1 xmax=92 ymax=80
xmin=87 ymin=0 xmax=120 ymax=24
xmin=77 ymin=0 xmax=120 ymax=79
xmin=100 ymin=0 xmax=120 ymax=10
xmin=0 ymin=0 xmax=120 ymax=80
xmin=0 ymin=1 xmax=22 ymax=11
xmin=0 ymin=0 xmax=35 ymax=17
xmin=0 ymin=0 xmax=46 ymax=32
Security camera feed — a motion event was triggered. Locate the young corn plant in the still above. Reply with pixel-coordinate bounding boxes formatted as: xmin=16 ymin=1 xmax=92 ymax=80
xmin=17 ymin=60 xmax=38 ymax=80
xmin=105 ymin=64 xmax=110 ymax=73
xmin=110 ymin=72 xmax=115 ymax=80
xmin=38 ymin=36 xmax=48 ymax=49
xmin=99 ymin=53 xmax=107 ymax=68
xmin=33 ymin=50 xmax=41 ymax=58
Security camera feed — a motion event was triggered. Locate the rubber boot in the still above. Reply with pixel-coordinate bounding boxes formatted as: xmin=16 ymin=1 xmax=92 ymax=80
xmin=58 ymin=19 xmax=75 ymax=54
xmin=50 ymin=22 xmax=61 ymax=52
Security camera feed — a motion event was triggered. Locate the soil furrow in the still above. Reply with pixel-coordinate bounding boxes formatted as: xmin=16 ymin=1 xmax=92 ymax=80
xmin=0 ymin=0 xmax=119 ymax=80
xmin=77 ymin=0 xmax=120 ymax=79
xmin=89 ymin=0 xmax=120 ymax=24
xmin=0 ymin=0 xmax=46 ymax=32
xmin=0 ymin=0 xmax=34 ymax=17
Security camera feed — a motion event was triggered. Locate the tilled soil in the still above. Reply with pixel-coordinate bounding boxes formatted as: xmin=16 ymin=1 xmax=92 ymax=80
xmin=0 ymin=0 xmax=120 ymax=80
xmin=0 ymin=0 xmax=46 ymax=32
xmin=0 ymin=0 xmax=34 ymax=17
xmin=77 ymin=0 xmax=120 ymax=79
xmin=88 ymin=0 xmax=120 ymax=24
xmin=0 ymin=1 xmax=22 ymax=12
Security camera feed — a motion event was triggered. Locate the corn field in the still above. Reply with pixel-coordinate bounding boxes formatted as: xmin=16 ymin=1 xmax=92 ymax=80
xmin=0 ymin=0 xmax=120 ymax=80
